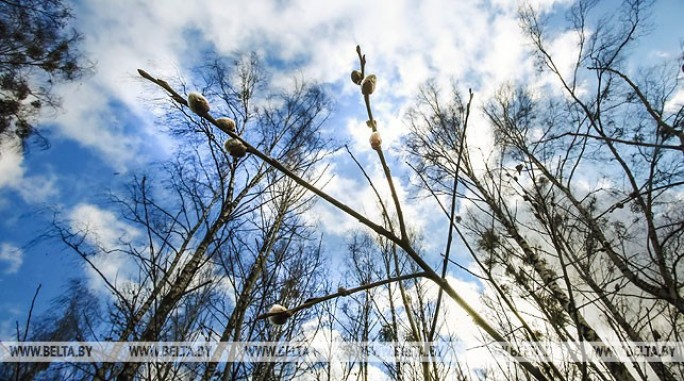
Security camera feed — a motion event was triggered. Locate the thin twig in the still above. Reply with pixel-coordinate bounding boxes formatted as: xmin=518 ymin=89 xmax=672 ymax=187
xmin=22 ymin=284 xmax=41 ymax=341
xmin=344 ymin=145 xmax=393 ymax=230
xmin=429 ymin=89 xmax=473 ymax=341
xmin=255 ymin=272 xmax=430 ymax=321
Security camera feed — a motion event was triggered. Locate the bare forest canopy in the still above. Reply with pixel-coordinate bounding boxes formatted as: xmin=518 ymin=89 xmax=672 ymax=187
xmin=3 ymin=0 xmax=684 ymax=380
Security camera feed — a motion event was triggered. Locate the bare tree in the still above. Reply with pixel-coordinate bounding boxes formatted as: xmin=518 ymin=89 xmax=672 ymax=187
xmin=37 ymin=54 xmax=334 ymax=380
xmin=126 ymin=2 xmax=682 ymax=379
xmin=404 ymin=1 xmax=682 ymax=380
xmin=139 ymin=43 xmax=552 ymax=380
xmin=0 ymin=0 xmax=90 ymax=149
xmin=0 ymin=280 xmax=100 ymax=381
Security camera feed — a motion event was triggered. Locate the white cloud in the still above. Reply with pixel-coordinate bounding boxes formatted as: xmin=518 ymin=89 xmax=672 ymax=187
xmin=21 ymin=0 xmax=587 ymax=255
xmin=51 ymin=0 xmax=578 ymax=174
xmin=665 ymin=88 xmax=684 ymax=114
xmin=52 ymin=82 xmax=145 ymax=171
xmin=68 ymin=203 xmax=140 ymax=294
xmin=69 ymin=203 xmax=139 ymax=248
xmin=0 ymin=139 xmax=23 ymax=189
xmin=0 ymin=136 xmax=59 ymax=204
xmin=304 ymin=166 xmax=365 ymax=235
xmin=0 ymin=243 xmax=23 ymax=274
xmin=491 ymin=0 xmax=574 ymax=14
xmin=16 ymin=173 xmax=59 ymax=204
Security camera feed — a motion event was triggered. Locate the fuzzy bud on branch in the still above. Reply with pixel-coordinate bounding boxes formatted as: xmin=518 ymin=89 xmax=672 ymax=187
xmin=361 ymin=74 xmax=376 ymax=95
xmin=267 ymin=304 xmax=290 ymax=326
xmin=369 ymin=131 xmax=382 ymax=150
xmin=224 ymin=138 xmax=247 ymax=158
xmin=216 ymin=117 xmax=236 ymax=132
xmin=351 ymin=70 xmax=364 ymax=85
xmin=187 ymin=92 xmax=210 ymax=116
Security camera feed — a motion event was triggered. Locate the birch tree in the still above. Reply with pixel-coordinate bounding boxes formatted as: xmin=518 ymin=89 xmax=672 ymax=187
xmin=43 ymin=54 xmax=333 ymax=380
xmin=404 ymin=1 xmax=683 ymax=379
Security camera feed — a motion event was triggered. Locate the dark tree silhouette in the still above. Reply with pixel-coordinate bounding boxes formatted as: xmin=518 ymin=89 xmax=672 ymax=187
xmin=0 ymin=0 xmax=88 ymax=148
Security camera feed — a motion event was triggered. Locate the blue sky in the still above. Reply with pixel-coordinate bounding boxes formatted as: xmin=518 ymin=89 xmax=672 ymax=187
xmin=0 ymin=0 xmax=682 ymax=340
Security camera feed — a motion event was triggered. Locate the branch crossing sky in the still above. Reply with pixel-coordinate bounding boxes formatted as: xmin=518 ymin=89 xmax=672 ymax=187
xmin=0 ymin=0 xmax=682 ymax=340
